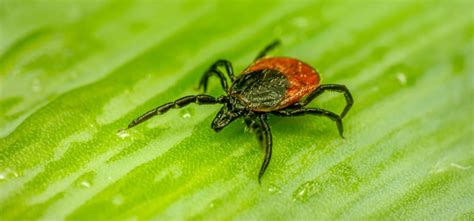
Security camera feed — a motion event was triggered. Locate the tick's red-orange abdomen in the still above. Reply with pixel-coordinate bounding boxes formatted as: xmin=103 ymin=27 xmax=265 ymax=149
xmin=241 ymin=57 xmax=320 ymax=110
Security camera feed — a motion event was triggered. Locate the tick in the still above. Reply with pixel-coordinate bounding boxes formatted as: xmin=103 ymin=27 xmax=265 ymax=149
xmin=122 ymin=40 xmax=353 ymax=182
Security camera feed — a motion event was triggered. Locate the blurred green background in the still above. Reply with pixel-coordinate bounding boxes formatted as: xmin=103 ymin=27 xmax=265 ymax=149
xmin=0 ymin=0 xmax=473 ymax=220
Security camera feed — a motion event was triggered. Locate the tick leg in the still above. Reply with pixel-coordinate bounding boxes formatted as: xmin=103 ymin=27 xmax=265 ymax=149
xmin=244 ymin=115 xmax=272 ymax=183
xmin=254 ymin=40 xmax=281 ymax=61
xmin=272 ymin=108 xmax=344 ymax=138
xmin=285 ymin=102 xmax=304 ymax=109
xmin=198 ymin=60 xmax=234 ymax=92
xmin=125 ymin=95 xmax=221 ymax=129
xmin=257 ymin=114 xmax=273 ymax=183
xmin=302 ymin=84 xmax=353 ymax=118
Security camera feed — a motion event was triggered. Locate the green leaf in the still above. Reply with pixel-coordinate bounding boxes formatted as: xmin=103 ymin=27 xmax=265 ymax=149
xmin=1 ymin=0 xmax=473 ymax=220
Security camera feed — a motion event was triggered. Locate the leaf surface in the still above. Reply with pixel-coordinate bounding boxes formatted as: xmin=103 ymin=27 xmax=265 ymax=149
xmin=0 ymin=1 xmax=473 ymax=220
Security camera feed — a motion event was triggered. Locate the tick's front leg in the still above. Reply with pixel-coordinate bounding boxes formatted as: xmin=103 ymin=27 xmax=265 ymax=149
xmin=198 ymin=60 xmax=234 ymax=92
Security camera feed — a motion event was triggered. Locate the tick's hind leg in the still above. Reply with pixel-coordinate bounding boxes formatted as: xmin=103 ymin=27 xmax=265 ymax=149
xmin=245 ymin=115 xmax=273 ymax=183
xmin=198 ymin=60 xmax=234 ymax=92
xmin=124 ymin=95 xmax=221 ymax=129
xmin=303 ymin=84 xmax=353 ymax=118
xmin=255 ymin=40 xmax=281 ymax=61
xmin=272 ymin=108 xmax=344 ymax=138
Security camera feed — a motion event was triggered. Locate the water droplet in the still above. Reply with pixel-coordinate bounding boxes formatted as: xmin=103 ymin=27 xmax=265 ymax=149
xmin=112 ymin=195 xmax=124 ymax=205
xmin=80 ymin=180 xmax=91 ymax=188
xmin=292 ymin=180 xmax=320 ymax=202
xmin=0 ymin=168 xmax=18 ymax=180
xmin=116 ymin=129 xmax=130 ymax=139
xmin=179 ymin=108 xmax=194 ymax=119
xmin=182 ymin=113 xmax=191 ymax=118
xmin=268 ymin=184 xmax=281 ymax=194
xmin=208 ymin=202 xmax=215 ymax=208
xmin=32 ymin=78 xmax=41 ymax=92
xmin=296 ymin=188 xmax=306 ymax=197
xmin=396 ymin=72 xmax=407 ymax=85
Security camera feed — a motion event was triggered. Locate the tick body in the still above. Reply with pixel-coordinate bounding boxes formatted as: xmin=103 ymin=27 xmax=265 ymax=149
xmin=237 ymin=57 xmax=320 ymax=112
xmin=123 ymin=40 xmax=353 ymax=183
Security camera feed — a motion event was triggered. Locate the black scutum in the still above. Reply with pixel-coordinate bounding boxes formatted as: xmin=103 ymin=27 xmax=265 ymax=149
xmin=230 ymin=69 xmax=289 ymax=110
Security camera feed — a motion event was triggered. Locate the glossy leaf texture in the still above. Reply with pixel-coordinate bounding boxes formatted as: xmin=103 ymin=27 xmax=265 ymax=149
xmin=0 ymin=0 xmax=473 ymax=220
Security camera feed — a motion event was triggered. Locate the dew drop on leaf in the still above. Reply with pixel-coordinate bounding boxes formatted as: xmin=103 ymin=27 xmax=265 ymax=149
xmin=116 ymin=129 xmax=130 ymax=139
xmin=80 ymin=180 xmax=92 ymax=188
xmin=396 ymin=72 xmax=407 ymax=85
xmin=208 ymin=202 xmax=215 ymax=208
xmin=0 ymin=168 xmax=19 ymax=180
xmin=268 ymin=184 xmax=281 ymax=194
xmin=292 ymin=180 xmax=321 ymax=202
xmin=182 ymin=113 xmax=191 ymax=119
xmin=294 ymin=188 xmax=307 ymax=202
xmin=180 ymin=108 xmax=193 ymax=119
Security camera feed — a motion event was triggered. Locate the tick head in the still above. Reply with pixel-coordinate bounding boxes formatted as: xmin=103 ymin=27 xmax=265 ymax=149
xmin=211 ymin=96 xmax=246 ymax=132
